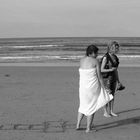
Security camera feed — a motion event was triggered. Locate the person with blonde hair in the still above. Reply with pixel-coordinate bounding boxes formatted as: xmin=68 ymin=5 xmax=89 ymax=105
xmin=76 ymin=44 xmax=113 ymax=132
xmin=101 ymin=41 xmax=125 ymax=117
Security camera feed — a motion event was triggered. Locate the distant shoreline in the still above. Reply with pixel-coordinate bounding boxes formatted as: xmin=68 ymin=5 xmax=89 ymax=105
xmin=0 ymin=61 xmax=139 ymax=67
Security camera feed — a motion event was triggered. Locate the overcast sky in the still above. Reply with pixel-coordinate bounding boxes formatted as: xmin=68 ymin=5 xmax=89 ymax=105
xmin=0 ymin=0 xmax=140 ymax=38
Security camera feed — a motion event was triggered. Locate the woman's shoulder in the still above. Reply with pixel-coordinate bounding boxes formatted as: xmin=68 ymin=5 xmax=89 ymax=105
xmin=80 ymin=56 xmax=87 ymax=63
xmin=80 ymin=56 xmax=97 ymax=68
xmin=101 ymin=53 xmax=108 ymax=60
xmin=91 ymin=58 xmax=99 ymax=67
xmin=100 ymin=54 xmax=107 ymax=64
xmin=80 ymin=56 xmax=94 ymax=62
xmin=80 ymin=56 xmax=88 ymax=65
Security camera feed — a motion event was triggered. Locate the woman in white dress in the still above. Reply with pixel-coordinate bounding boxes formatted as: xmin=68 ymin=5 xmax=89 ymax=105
xmin=76 ymin=44 xmax=113 ymax=133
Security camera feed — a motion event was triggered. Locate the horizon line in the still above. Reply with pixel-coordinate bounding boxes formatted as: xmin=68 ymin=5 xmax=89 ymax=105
xmin=0 ymin=36 xmax=140 ymax=39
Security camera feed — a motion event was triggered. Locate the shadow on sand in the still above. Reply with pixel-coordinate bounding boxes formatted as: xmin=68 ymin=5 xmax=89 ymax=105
xmin=117 ymin=107 xmax=140 ymax=115
xmin=96 ymin=107 xmax=140 ymax=131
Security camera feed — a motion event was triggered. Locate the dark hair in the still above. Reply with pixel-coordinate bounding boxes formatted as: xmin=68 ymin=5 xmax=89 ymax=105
xmin=86 ymin=44 xmax=99 ymax=56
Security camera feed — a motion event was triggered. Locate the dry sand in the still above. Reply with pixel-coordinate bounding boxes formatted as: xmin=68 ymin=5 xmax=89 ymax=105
xmin=0 ymin=64 xmax=139 ymax=140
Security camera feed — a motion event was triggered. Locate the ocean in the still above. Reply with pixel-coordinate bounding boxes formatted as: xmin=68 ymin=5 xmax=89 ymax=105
xmin=0 ymin=37 xmax=140 ymax=63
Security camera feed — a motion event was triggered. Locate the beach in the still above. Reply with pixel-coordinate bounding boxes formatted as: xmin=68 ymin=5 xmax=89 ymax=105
xmin=0 ymin=63 xmax=139 ymax=140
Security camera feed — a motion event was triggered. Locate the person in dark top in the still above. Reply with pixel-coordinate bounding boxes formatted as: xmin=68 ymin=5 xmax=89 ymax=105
xmin=101 ymin=41 xmax=124 ymax=117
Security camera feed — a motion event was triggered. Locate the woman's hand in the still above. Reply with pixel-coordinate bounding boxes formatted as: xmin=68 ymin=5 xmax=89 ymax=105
xmin=111 ymin=67 xmax=117 ymax=72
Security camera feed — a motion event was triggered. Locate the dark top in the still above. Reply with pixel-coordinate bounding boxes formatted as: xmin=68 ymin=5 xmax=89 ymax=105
xmin=103 ymin=53 xmax=120 ymax=94
xmin=103 ymin=53 xmax=119 ymax=79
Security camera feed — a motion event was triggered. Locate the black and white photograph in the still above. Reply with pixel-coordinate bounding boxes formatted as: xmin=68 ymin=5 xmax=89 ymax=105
xmin=0 ymin=0 xmax=140 ymax=139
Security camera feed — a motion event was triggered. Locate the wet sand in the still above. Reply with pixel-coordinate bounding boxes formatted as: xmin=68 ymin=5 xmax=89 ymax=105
xmin=0 ymin=65 xmax=139 ymax=139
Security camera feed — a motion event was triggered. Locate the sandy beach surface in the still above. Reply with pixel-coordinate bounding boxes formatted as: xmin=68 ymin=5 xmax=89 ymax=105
xmin=0 ymin=63 xmax=140 ymax=140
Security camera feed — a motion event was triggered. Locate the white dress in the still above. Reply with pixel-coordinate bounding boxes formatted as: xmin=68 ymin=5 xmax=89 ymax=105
xmin=78 ymin=68 xmax=113 ymax=116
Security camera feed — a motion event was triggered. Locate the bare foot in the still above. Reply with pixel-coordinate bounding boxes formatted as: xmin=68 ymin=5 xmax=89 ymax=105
xmin=76 ymin=127 xmax=80 ymax=130
xmin=104 ymin=113 xmax=112 ymax=118
xmin=85 ymin=129 xmax=92 ymax=133
xmin=110 ymin=112 xmax=118 ymax=117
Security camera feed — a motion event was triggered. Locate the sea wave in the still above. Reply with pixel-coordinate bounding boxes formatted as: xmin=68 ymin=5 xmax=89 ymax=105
xmin=0 ymin=55 xmax=82 ymax=60
xmin=0 ymin=55 xmax=140 ymax=61
xmin=8 ymin=44 xmax=64 ymax=49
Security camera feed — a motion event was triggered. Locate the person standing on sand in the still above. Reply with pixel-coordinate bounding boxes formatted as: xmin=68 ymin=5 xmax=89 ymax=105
xmin=101 ymin=41 xmax=125 ymax=117
xmin=76 ymin=44 xmax=113 ymax=133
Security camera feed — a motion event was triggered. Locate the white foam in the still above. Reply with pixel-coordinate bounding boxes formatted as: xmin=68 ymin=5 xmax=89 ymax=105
xmin=12 ymin=44 xmax=64 ymax=49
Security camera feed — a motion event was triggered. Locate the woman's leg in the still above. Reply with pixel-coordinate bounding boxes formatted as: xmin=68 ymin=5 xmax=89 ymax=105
xmin=110 ymin=82 xmax=118 ymax=117
xmin=76 ymin=112 xmax=84 ymax=129
xmin=86 ymin=114 xmax=95 ymax=132
xmin=103 ymin=79 xmax=112 ymax=117
xmin=104 ymin=103 xmax=111 ymax=117
xmin=109 ymin=81 xmax=118 ymax=117
xmin=110 ymin=99 xmax=118 ymax=116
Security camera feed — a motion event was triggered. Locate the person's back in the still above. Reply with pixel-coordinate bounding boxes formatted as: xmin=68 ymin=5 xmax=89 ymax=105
xmin=80 ymin=56 xmax=97 ymax=69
